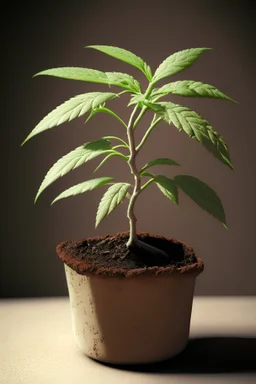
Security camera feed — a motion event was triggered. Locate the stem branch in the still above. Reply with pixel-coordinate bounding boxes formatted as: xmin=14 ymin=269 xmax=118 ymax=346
xmin=136 ymin=116 xmax=162 ymax=152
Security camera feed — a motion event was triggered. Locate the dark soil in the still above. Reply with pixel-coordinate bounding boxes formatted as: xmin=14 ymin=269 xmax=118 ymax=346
xmin=57 ymin=231 xmax=204 ymax=277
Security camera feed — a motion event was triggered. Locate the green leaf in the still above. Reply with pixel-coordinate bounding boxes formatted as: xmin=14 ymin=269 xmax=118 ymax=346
xmin=96 ymin=182 xmax=131 ymax=227
xmin=87 ymin=45 xmax=152 ymax=80
xmin=51 ymin=177 xmax=113 ymax=204
xmin=94 ymin=151 xmax=129 ymax=173
xmin=34 ymin=67 xmax=141 ymax=93
xmin=142 ymin=101 xmax=166 ymax=113
xmin=35 ymin=139 xmax=112 ymax=202
xmin=154 ymin=175 xmax=179 ymax=205
xmin=152 ymin=80 xmax=236 ymax=102
xmin=173 ymin=175 xmax=226 ymax=226
xmin=128 ymin=95 xmax=166 ymax=114
xmin=158 ymin=102 xmax=233 ymax=169
xmin=22 ymin=92 xmax=117 ymax=144
xmin=128 ymin=94 xmax=146 ymax=107
xmin=140 ymin=158 xmax=180 ymax=174
xmin=106 ymin=72 xmax=141 ymax=93
xmin=152 ymin=48 xmax=211 ymax=83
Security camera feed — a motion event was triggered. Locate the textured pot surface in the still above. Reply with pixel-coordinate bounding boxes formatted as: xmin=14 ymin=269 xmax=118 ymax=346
xmin=65 ymin=264 xmax=202 ymax=364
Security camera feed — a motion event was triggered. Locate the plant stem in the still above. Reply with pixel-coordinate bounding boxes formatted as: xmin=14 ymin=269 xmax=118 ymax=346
xmin=126 ymin=82 xmax=155 ymax=248
xmin=141 ymin=178 xmax=154 ymax=191
xmin=126 ymin=106 xmax=142 ymax=247
xmin=99 ymin=108 xmax=128 ymax=129
xmin=133 ymin=106 xmax=147 ymax=129
xmin=136 ymin=116 xmax=162 ymax=152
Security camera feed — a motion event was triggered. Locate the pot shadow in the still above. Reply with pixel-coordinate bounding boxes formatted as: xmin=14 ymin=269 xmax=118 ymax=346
xmin=101 ymin=337 xmax=256 ymax=374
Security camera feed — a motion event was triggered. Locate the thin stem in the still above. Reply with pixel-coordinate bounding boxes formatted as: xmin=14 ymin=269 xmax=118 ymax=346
xmin=103 ymin=135 xmax=129 ymax=149
xmin=110 ymin=150 xmax=129 ymax=160
xmin=144 ymin=82 xmax=155 ymax=98
xmin=94 ymin=151 xmax=128 ymax=173
xmin=126 ymin=82 xmax=155 ymax=247
xmin=133 ymin=106 xmax=147 ymax=129
xmin=136 ymin=116 xmax=162 ymax=152
xmin=126 ymin=105 xmax=141 ymax=247
xmin=141 ymin=178 xmax=154 ymax=191
xmin=112 ymin=144 xmax=129 ymax=151
xmin=132 ymin=82 xmax=155 ymax=129
xmin=99 ymin=107 xmax=128 ymax=129
xmin=117 ymin=90 xmax=130 ymax=97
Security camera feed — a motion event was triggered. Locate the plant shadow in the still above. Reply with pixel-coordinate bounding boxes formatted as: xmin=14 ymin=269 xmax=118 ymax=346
xmin=102 ymin=337 xmax=256 ymax=374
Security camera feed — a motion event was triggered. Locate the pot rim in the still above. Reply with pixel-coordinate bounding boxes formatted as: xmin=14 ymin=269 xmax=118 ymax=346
xmin=57 ymin=232 xmax=204 ymax=278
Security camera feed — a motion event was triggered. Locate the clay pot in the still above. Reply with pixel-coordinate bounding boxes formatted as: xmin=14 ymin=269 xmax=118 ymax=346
xmin=63 ymin=258 xmax=203 ymax=364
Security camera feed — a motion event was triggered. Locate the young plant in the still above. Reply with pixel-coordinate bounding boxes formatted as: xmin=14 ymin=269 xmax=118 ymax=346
xmin=22 ymin=45 xmax=235 ymax=254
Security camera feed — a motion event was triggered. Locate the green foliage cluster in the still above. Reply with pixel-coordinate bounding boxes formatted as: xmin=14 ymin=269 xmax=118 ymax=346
xmin=23 ymin=45 xmax=235 ymax=244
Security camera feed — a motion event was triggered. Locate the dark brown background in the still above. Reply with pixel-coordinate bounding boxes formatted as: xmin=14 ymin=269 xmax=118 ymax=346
xmin=1 ymin=0 xmax=255 ymax=297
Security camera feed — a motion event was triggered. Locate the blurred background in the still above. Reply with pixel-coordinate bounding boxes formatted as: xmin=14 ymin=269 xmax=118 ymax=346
xmin=1 ymin=0 xmax=255 ymax=297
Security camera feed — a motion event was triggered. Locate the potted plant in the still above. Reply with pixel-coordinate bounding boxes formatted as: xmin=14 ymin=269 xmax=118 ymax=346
xmin=22 ymin=45 xmax=235 ymax=364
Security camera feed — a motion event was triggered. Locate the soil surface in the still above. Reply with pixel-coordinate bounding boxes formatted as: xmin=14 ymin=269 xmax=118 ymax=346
xmin=57 ymin=231 xmax=204 ymax=277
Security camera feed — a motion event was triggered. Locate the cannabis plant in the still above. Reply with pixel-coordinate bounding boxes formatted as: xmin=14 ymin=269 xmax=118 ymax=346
xmin=23 ymin=45 xmax=235 ymax=251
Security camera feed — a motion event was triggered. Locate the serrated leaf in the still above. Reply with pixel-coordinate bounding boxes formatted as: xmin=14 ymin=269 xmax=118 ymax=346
xmin=152 ymin=80 xmax=236 ymax=102
xmin=96 ymin=182 xmax=131 ymax=227
xmin=34 ymin=67 xmax=141 ymax=93
xmin=87 ymin=45 xmax=152 ymax=80
xmin=154 ymin=175 xmax=179 ymax=205
xmin=173 ymin=175 xmax=226 ymax=226
xmin=158 ymin=102 xmax=233 ymax=169
xmin=52 ymin=177 xmax=113 ymax=204
xmin=152 ymin=48 xmax=211 ymax=83
xmin=35 ymin=139 xmax=112 ymax=202
xmin=23 ymin=92 xmax=117 ymax=144
xmin=140 ymin=158 xmax=180 ymax=174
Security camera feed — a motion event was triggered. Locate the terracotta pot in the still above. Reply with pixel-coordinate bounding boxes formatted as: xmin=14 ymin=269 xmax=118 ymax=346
xmin=63 ymin=259 xmax=203 ymax=364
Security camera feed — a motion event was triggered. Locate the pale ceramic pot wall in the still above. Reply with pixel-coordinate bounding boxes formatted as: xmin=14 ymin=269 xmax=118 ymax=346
xmin=65 ymin=264 xmax=199 ymax=364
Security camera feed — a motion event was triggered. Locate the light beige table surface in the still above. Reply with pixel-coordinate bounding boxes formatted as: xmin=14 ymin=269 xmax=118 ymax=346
xmin=0 ymin=297 xmax=255 ymax=383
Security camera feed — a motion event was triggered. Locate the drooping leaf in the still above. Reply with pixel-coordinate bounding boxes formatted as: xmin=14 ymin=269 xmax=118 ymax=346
xmin=34 ymin=67 xmax=141 ymax=93
xmin=152 ymin=80 xmax=236 ymax=102
xmin=35 ymin=139 xmax=112 ymax=202
xmin=158 ymin=102 xmax=233 ymax=169
xmin=152 ymin=48 xmax=211 ymax=83
xmin=87 ymin=45 xmax=152 ymax=80
xmin=51 ymin=177 xmax=113 ymax=204
xmin=173 ymin=175 xmax=226 ymax=226
xmin=154 ymin=175 xmax=179 ymax=205
xmin=140 ymin=158 xmax=180 ymax=174
xmin=22 ymin=92 xmax=117 ymax=144
xmin=94 ymin=151 xmax=129 ymax=173
xmin=96 ymin=182 xmax=131 ymax=227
